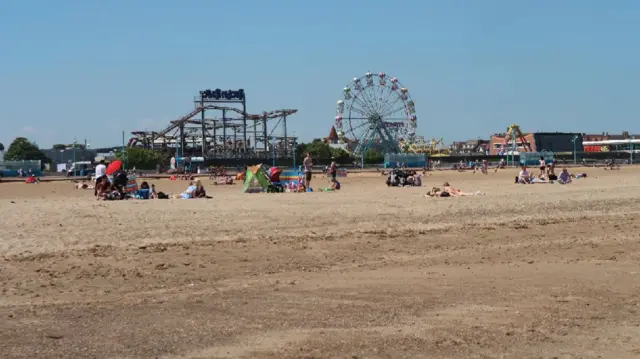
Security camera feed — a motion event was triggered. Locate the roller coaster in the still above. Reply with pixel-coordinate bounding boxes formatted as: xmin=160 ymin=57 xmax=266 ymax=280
xmin=127 ymin=89 xmax=298 ymax=160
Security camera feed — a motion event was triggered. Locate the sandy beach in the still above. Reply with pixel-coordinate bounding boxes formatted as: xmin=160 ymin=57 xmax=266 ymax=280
xmin=1 ymin=167 xmax=639 ymax=358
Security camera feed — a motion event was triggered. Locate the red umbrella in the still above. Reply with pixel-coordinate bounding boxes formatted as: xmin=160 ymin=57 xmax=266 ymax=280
xmin=106 ymin=160 xmax=122 ymax=175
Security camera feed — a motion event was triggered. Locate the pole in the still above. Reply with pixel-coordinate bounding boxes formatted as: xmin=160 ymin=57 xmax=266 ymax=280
xmin=572 ymin=135 xmax=579 ymax=165
xmin=122 ymin=131 xmax=126 ymax=170
xmin=630 ymin=140 xmax=633 ymax=165
xmin=292 ymin=130 xmax=297 ymax=170
xmin=511 ymin=131 xmax=516 ymax=167
xmin=73 ymin=137 xmax=77 ymax=176
xmin=272 ymin=137 xmax=276 ymax=167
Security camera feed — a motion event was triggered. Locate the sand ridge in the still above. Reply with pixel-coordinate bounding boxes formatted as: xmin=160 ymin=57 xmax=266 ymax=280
xmin=1 ymin=167 xmax=639 ymax=358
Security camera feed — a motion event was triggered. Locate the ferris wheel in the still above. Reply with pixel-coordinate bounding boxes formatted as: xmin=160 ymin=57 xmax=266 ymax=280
xmin=335 ymin=72 xmax=417 ymax=157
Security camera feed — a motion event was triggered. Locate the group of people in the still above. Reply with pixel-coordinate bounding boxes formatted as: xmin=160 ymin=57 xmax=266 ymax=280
xmin=93 ymin=160 xmax=163 ymax=200
xmin=303 ymin=152 xmax=341 ymax=192
xmin=516 ymin=157 xmax=587 ymax=184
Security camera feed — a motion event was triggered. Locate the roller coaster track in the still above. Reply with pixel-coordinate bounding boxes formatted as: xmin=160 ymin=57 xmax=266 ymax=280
xmin=128 ymin=106 xmax=247 ymax=146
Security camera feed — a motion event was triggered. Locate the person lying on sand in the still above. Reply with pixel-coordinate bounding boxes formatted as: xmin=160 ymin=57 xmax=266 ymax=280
xmin=425 ymin=187 xmax=449 ymax=197
xmin=442 ymin=182 xmax=484 ymax=196
xmin=426 ymin=184 xmax=484 ymax=198
xmin=75 ymin=182 xmax=94 ymax=190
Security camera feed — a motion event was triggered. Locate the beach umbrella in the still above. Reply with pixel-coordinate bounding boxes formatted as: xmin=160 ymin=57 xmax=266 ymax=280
xmin=106 ymin=160 xmax=122 ymax=175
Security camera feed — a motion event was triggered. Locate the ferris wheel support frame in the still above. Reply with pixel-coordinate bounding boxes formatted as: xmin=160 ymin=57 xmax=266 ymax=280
xmin=334 ymin=72 xmax=417 ymax=158
xmin=353 ymin=119 xmax=401 ymax=156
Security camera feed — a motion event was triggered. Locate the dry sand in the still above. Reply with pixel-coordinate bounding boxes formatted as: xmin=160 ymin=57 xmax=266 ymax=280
xmin=1 ymin=168 xmax=639 ymax=359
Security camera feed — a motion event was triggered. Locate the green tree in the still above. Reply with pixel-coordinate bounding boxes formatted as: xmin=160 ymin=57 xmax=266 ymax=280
xmin=295 ymin=139 xmax=355 ymax=165
xmin=363 ymin=148 xmax=384 ymax=164
xmin=4 ymin=137 xmax=49 ymax=164
xmin=115 ymin=147 xmax=159 ymax=170
xmin=0 ymin=142 xmax=4 ymax=151
xmin=52 ymin=144 xmax=67 ymax=150
xmin=330 ymin=147 xmax=353 ymax=164
xmin=295 ymin=139 xmax=331 ymax=164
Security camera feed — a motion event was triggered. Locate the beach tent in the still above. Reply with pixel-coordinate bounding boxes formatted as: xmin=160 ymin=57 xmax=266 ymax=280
xmin=243 ymin=164 xmax=272 ymax=193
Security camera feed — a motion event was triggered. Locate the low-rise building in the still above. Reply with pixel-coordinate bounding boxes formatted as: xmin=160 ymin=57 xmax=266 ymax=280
xmin=489 ymin=133 xmax=535 ymax=155
xmin=583 ymin=132 xmax=639 ymax=152
xmin=489 ymin=132 xmax=583 ymax=155
xmin=449 ymin=139 xmax=489 ymax=154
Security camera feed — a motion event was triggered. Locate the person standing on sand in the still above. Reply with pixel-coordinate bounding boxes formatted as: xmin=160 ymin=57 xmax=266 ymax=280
xmin=328 ymin=159 xmax=338 ymax=182
xmin=303 ymin=152 xmax=313 ymax=188
xmin=94 ymin=160 xmax=107 ymax=196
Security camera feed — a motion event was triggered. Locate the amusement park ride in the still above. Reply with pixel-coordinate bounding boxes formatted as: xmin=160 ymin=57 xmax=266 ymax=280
xmin=332 ymin=71 xmax=450 ymax=157
xmin=127 ymin=89 xmax=298 ymax=159
xmin=502 ymin=124 xmax=532 ymax=153
xmin=334 ymin=72 xmax=418 ymax=157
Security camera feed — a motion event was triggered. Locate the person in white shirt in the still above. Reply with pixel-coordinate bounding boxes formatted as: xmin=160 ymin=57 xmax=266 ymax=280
xmin=518 ymin=165 xmax=531 ymax=184
xmin=94 ymin=160 xmax=107 ymax=196
xmin=303 ymin=152 xmax=313 ymax=188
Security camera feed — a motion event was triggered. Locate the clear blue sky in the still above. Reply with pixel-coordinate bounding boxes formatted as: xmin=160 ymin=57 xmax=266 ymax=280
xmin=1 ymin=0 xmax=639 ymax=149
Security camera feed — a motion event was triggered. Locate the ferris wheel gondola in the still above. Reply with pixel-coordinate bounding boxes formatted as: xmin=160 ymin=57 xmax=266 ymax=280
xmin=334 ymin=72 xmax=417 ymax=157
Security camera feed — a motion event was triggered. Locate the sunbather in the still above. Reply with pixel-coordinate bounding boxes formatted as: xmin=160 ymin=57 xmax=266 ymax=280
xmin=425 ymin=187 xmax=449 ymax=197
xmin=442 ymin=182 xmax=482 ymax=196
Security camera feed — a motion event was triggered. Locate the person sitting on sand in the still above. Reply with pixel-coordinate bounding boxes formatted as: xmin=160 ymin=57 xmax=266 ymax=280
xmin=407 ymin=173 xmax=422 ymax=187
xmin=517 ymin=165 xmax=532 ymax=184
xmin=604 ymin=160 xmax=619 ymax=170
xmin=95 ymin=176 xmax=111 ymax=197
xmin=150 ymin=184 xmax=157 ymax=199
xmin=193 ymin=178 xmax=208 ymax=198
xmin=546 ymin=163 xmax=557 ymax=181
xmin=173 ymin=179 xmax=209 ymax=199
xmin=330 ymin=178 xmax=341 ymax=190
xmin=558 ymin=168 xmax=572 ymax=184
xmin=96 ymin=177 xmax=124 ymax=200
xmin=178 ymin=181 xmax=197 ymax=199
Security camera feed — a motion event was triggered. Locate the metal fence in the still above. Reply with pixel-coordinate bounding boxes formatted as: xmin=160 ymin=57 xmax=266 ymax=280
xmin=519 ymin=151 xmax=555 ymax=166
xmin=384 ymin=154 xmax=427 ymax=168
xmin=0 ymin=160 xmax=42 ymax=176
